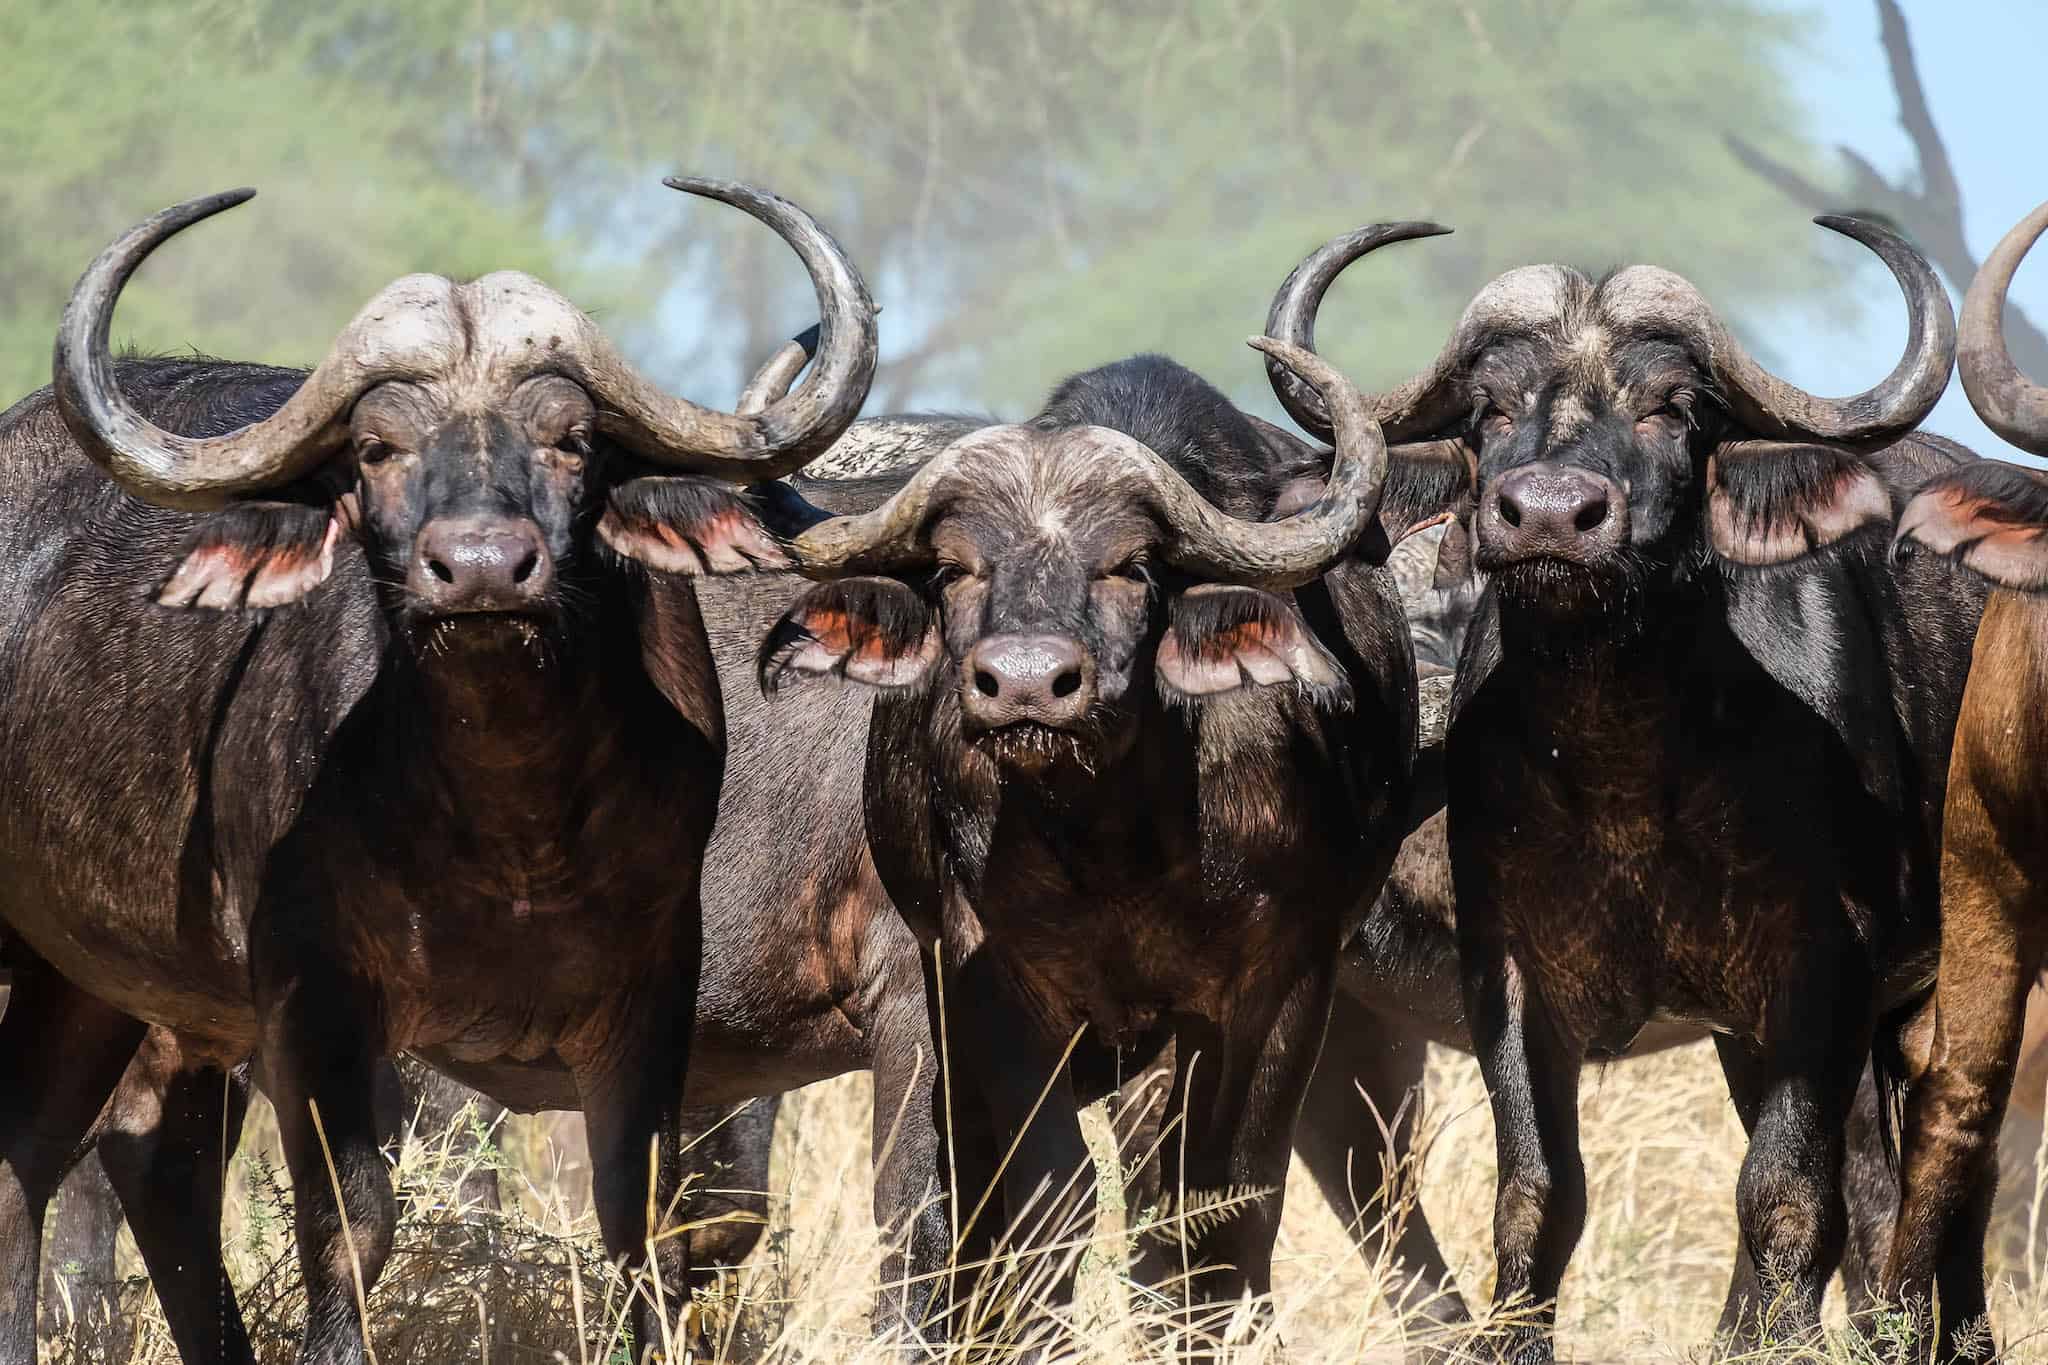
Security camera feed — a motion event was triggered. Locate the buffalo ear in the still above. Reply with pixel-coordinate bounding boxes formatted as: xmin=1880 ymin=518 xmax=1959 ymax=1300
xmin=1893 ymin=459 xmax=2048 ymax=591
xmin=1380 ymin=439 xmax=1476 ymax=545
xmin=758 ymin=577 xmax=941 ymax=694
xmin=1156 ymin=584 xmax=1350 ymax=705
xmin=1707 ymin=441 xmax=1894 ymax=566
xmin=158 ymin=502 xmax=341 ymax=609
xmin=599 ymin=476 xmax=793 ymax=575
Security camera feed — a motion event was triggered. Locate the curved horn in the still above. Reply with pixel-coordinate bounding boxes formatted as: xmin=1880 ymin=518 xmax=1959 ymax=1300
xmin=789 ymin=338 xmax=1386 ymax=591
xmin=736 ymin=324 xmax=820 ymax=416
xmin=1264 ymin=221 xmax=1455 ymax=442
xmin=1958 ymin=199 xmax=2048 ymax=457
xmin=1147 ymin=337 xmax=1387 ymax=586
xmin=579 ymin=178 xmax=877 ymax=479
xmin=53 ymin=189 xmax=386 ymax=510
xmin=1610 ymin=216 xmax=1953 ymax=445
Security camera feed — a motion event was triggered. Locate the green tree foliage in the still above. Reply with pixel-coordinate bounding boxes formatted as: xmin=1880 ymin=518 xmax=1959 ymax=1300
xmin=2 ymin=0 xmax=1837 ymax=419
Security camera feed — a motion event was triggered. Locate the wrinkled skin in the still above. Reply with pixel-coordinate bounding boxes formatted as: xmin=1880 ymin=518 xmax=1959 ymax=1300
xmin=1353 ymin=270 xmax=1988 ymax=1363
xmin=758 ymin=355 xmax=1421 ymax=1348
xmin=0 ymin=351 xmax=835 ymax=1364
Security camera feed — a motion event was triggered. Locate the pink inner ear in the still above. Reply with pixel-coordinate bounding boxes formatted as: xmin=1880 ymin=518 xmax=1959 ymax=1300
xmin=599 ymin=503 xmax=792 ymax=576
xmin=1708 ymin=460 xmax=1893 ymax=566
xmin=158 ymin=518 xmax=340 ymax=610
xmin=777 ymin=602 xmax=940 ymax=686
xmin=1899 ymin=487 xmax=2048 ymax=591
xmin=1156 ymin=611 xmax=1341 ymax=697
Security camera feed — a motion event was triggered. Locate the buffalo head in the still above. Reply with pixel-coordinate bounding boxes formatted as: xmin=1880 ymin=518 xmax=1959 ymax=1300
xmin=756 ymin=341 xmax=1384 ymax=777
xmin=1264 ymin=217 xmax=1954 ymax=634
xmin=53 ymin=182 xmax=877 ymax=659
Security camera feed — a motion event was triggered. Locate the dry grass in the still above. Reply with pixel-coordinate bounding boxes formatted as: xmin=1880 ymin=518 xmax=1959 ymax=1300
xmin=37 ymin=1039 xmax=2048 ymax=1362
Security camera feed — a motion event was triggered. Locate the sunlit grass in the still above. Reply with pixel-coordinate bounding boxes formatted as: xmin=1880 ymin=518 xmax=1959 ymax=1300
xmin=36 ymin=1039 xmax=2048 ymax=1362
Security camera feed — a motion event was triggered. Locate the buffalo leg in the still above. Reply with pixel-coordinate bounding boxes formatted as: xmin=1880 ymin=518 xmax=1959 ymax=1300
xmin=43 ymin=1158 xmax=123 ymax=1345
xmin=257 ymin=958 xmax=395 ymax=1365
xmin=1463 ymin=940 xmax=1585 ymax=1365
xmin=1885 ymin=650 xmax=2047 ymax=1364
xmin=578 ymin=1013 xmax=695 ymax=1364
xmin=868 ymin=985 xmax=952 ymax=1344
xmin=1294 ymin=990 xmax=1468 ymax=1333
xmin=910 ymin=948 xmax=1007 ymax=1347
xmin=670 ymin=1096 xmax=780 ymax=1360
xmin=1137 ymin=967 xmax=1332 ymax=1340
xmin=376 ymin=1056 xmax=505 ymax=1214
xmin=1722 ymin=959 xmax=1872 ymax=1352
xmin=0 ymin=953 xmax=144 ymax=1363
xmin=944 ymin=948 xmax=1092 ymax=1333
xmin=98 ymin=1055 xmax=255 ymax=1365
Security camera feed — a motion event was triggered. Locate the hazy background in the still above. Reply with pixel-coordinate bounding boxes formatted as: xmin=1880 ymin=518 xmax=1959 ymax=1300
xmin=4 ymin=0 xmax=2041 ymax=459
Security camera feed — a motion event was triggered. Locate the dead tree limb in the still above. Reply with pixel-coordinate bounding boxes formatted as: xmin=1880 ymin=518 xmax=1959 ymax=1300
xmin=1726 ymin=0 xmax=2048 ymax=382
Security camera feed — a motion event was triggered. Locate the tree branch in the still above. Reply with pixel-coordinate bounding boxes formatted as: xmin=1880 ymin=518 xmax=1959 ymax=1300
xmin=1730 ymin=0 xmax=2048 ymax=385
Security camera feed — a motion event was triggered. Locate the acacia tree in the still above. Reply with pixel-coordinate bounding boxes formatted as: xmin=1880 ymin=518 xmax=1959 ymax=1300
xmin=5 ymin=0 xmax=1839 ymax=415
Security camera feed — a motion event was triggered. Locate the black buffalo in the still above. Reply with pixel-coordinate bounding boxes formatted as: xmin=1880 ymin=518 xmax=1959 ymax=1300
xmin=751 ymin=337 xmax=1430 ymax=1338
xmin=1261 ymin=216 xmax=1985 ymax=1359
xmin=0 ymin=180 xmax=875 ymax=1363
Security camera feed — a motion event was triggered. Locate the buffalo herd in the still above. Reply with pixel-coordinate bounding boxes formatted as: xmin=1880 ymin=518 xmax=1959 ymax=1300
xmin=3 ymin=180 xmax=2048 ymax=1365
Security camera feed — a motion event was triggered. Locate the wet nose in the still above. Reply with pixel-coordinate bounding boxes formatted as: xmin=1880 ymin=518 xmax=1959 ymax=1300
xmin=961 ymin=634 xmax=1096 ymax=730
xmin=1486 ymin=463 xmax=1625 ymax=560
xmin=408 ymin=515 xmax=553 ymax=611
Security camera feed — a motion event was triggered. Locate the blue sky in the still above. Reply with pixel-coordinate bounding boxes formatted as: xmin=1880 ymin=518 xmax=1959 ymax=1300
xmin=1767 ymin=0 xmax=2046 ymax=459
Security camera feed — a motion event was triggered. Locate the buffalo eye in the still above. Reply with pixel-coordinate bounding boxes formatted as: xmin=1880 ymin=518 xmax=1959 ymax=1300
xmin=1098 ymin=555 xmax=1153 ymax=588
xmin=356 ymin=435 xmax=395 ymax=466
xmin=1637 ymin=392 xmax=1695 ymax=436
xmin=1472 ymin=396 xmax=1512 ymax=440
xmin=931 ymin=561 xmax=985 ymax=603
xmin=557 ymin=426 xmax=594 ymax=460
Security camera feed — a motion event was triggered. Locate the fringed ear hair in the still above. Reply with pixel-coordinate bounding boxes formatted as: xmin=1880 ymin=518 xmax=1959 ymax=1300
xmin=158 ymin=502 xmax=341 ymax=609
xmin=599 ymin=476 xmax=793 ymax=575
xmin=1156 ymin=584 xmax=1351 ymax=708
xmin=758 ymin=577 xmax=941 ymax=694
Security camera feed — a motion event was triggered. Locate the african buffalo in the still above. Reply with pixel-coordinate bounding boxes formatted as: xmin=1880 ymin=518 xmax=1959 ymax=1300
xmin=0 ymin=179 xmax=875 ymax=1363
xmin=750 ymin=335 xmax=1427 ymax=1342
xmin=1886 ymin=197 xmax=2048 ymax=1362
xmin=1261 ymin=215 xmax=1984 ymax=1360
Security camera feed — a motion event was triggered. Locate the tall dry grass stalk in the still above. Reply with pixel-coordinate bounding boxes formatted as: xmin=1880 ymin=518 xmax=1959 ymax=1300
xmin=37 ymin=1039 xmax=2048 ymax=1362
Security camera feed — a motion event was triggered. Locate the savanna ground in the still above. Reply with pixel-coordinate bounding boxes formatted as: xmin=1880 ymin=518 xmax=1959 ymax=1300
xmin=38 ymin=1039 xmax=2048 ymax=1363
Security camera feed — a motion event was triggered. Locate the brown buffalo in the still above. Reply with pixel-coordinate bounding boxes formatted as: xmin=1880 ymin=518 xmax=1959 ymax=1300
xmin=1887 ymin=197 xmax=2048 ymax=1362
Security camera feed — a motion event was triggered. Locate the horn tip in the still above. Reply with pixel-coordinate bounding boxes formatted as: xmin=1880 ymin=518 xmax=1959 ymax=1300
xmin=1812 ymin=212 xmax=1891 ymax=243
xmin=663 ymin=175 xmax=752 ymax=206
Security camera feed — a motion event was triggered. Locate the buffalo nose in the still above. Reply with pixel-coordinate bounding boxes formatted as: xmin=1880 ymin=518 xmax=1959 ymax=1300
xmin=409 ymin=515 xmax=553 ymax=611
xmin=961 ymin=634 xmax=1096 ymax=730
xmin=1487 ymin=463 xmax=1625 ymax=559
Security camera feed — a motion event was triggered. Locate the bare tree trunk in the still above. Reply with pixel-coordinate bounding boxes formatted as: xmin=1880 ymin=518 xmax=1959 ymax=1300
xmin=1727 ymin=0 xmax=2048 ymax=381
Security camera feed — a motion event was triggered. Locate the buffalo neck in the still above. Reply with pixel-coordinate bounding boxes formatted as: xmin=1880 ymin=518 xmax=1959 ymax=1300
xmin=373 ymin=599 xmax=686 ymax=852
xmin=953 ymin=694 xmax=1197 ymax=905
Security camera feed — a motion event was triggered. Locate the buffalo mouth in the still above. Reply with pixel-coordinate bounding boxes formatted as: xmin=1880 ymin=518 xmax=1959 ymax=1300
xmin=1481 ymin=551 xmax=1647 ymax=624
xmin=971 ymin=720 xmax=1099 ymax=777
xmin=402 ymin=610 xmax=556 ymax=663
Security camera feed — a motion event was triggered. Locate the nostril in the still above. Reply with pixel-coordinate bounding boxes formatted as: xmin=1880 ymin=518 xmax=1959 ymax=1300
xmin=1498 ymin=492 xmax=1523 ymax=529
xmin=974 ymin=669 xmax=1000 ymax=699
xmin=427 ymin=558 xmax=454 ymax=585
xmin=513 ymin=550 xmax=540 ymax=584
xmin=1051 ymin=669 xmax=1082 ymax=699
xmin=1574 ymin=497 xmax=1609 ymax=534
